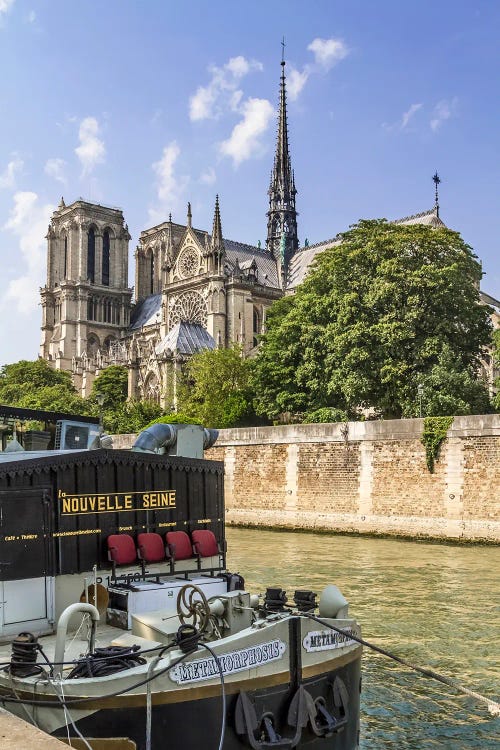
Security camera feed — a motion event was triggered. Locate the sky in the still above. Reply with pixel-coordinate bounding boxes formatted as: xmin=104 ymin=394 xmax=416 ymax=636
xmin=0 ymin=0 xmax=499 ymax=366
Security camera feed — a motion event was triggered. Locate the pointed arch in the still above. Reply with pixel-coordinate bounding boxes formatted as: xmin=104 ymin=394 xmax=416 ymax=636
xmin=87 ymin=226 xmax=96 ymax=283
xmin=102 ymin=228 xmax=110 ymax=286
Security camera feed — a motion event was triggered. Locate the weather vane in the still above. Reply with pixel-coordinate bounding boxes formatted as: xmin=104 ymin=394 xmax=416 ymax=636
xmin=432 ymin=171 xmax=441 ymax=217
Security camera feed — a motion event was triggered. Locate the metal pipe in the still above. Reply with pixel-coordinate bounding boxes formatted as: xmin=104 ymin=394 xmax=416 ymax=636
xmin=54 ymin=603 xmax=99 ymax=678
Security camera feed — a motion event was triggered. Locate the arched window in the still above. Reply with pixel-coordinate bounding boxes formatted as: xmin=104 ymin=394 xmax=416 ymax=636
xmin=102 ymin=230 xmax=110 ymax=286
xmin=87 ymin=335 xmax=100 ymax=358
xmin=253 ymin=307 xmax=260 ymax=348
xmin=63 ymin=235 xmax=68 ymax=278
xmin=87 ymin=227 xmax=95 ymax=283
xmin=150 ymin=252 xmax=155 ymax=295
xmin=145 ymin=373 xmax=160 ymax=403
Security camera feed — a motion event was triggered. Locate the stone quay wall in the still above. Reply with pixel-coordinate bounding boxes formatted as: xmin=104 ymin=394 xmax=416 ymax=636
xmin=205 ymin=415 xmax=500 ymax=543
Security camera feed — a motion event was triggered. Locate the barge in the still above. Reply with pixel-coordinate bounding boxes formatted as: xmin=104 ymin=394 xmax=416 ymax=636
xmin=0 ymin=408 xmax=362 ymax=749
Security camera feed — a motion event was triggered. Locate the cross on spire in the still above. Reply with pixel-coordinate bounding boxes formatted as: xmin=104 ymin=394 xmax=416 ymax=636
xmin=433 ymin=171 xmax=441 ymax=217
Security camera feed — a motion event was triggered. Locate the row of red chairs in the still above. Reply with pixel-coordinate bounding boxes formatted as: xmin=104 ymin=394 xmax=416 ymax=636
xmin=107 ymin=530 xmax=222 ymax=575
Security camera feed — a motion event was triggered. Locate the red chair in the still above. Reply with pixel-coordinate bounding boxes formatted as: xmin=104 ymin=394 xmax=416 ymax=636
xmin=191 ymin=529 xmax=219 ymax=558
xmin=107 ymin=534 xmax=136 ymax=577
xmin=165 ymin=531 xmax=194 ymax=570
xmin=137 ymin=532 xmax=166 ymax=564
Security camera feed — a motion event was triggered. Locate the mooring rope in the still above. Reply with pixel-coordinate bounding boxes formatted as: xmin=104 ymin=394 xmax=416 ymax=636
xmin=305 ymin=613 xmax=500 ymax=717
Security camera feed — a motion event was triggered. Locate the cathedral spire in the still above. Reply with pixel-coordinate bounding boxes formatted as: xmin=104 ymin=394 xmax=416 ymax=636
xmin=211 ymin=195 xmax=224 ymax=251
xmin=210 ymin=194 xmax=225 ymax=273
xmin=266 ymin=45 xmax=299 ymax=288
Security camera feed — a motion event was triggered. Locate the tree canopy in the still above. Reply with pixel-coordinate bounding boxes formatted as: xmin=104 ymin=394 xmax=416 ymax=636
xmin=252 ymin=220 xmax=493 ymax=420
xmin=493 ymin=329 xmax=500 ymax=412
xmin=177 ymin=344 xmax=254 ymax=428
xmin=0 ymin=359 xmax=89 ymax=415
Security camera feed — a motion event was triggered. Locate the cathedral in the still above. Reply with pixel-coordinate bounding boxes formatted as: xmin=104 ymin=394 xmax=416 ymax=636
xmin=40 ymin=58 xmax=499 ymax=404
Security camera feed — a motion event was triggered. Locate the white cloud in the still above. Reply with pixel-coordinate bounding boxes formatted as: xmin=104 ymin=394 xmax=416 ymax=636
xmin=149 ymin=141 xmax=189 ymax=223
xmin=27 ymin=9 xmax=35 ymax=23
xmin=287 ymin=66 xmax=310 ymax=102
xmin=3 ymin=191 xmax=55 ymax=312
xmin=0 ymin=0 xmax=15 ymax=17
xmin=44 ymin=157 xmax=67 ymax=185
xmin=219 ymin=97 xmax=275 ymax=167
xmin=199 ymin=167 xmax=216 ymax=185
xmin=189 ymin=56 xmax=263 ymax=121
xmin=430 ymin=98 xmax=458 ymax=131
xmin=401 ymin=102 xmax=423 ymax=129
xmin=308 ymin=37 xmax=349 ymax=70
xmin=75 ymin=116 xmax=105 ymax=176
xmin=0 ymin=155 xmax=23 ymax=188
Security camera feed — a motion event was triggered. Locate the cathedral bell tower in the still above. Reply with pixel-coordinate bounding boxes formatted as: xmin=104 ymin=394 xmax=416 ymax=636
xmin=40 ymin=199 xmax=132 ymax=394
xmin=266 ymin=48 xmax=299 ymax=287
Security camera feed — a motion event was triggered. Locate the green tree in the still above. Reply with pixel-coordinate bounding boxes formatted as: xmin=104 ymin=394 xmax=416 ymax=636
xmin=177 ymin=344 xmax=254 ymax=428
xmin=252 ymin=220 xmax=492 ymax=420
xmin=88 ymin=365 xmax=129 ymax=429
xmin=0 ymin=359 xmax=89 ymax=414
xmin=112 ymin=399 xmax=164 ymax=434
xmin=493 ymin=329 xmax=500 ymax=412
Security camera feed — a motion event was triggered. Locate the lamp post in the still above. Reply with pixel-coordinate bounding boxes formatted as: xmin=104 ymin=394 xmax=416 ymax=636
xmin=417 ymin=383 xmax=424 ymax=418
xmin=96 ymin=392 xmax=105 ymax=430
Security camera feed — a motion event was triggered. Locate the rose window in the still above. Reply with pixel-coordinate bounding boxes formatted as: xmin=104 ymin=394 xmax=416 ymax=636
xmin=178 ymin=247 xmax=199 ymax=278
xmin=169 ymin=291 xmax=208 ymax=327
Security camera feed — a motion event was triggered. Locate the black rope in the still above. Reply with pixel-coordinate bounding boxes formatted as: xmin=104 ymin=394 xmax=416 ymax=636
xmin=6 ymin=633 xmax=43 ymax=678
xmin=304 ymin=613 xmax=500 ymax=715
xmin=67 ymin=645 xmax=146 ymax=679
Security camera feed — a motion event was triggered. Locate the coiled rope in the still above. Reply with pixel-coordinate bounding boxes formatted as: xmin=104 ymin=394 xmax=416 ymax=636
xmin=305 ymin=613 xmax=500 ymax=717
xmin=67 ymin=645 xmax=146 ymax=679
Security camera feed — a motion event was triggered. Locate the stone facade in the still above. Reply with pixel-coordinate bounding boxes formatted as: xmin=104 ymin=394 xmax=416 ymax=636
xmin=205 ymin=415 xmax=500 ymax=542
xmin=39 ymin=198 xmax=133 ymax=395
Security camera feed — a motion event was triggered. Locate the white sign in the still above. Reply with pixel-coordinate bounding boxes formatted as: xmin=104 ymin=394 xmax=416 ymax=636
xmin=169 ymin=639 xmax=287 ymax=684
xmin=303 ymin=627 xmax=358 ymax=653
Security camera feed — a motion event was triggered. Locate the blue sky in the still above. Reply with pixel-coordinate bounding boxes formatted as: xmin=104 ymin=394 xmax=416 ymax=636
xmin=0 ymin=0 xmax=499 ymax=365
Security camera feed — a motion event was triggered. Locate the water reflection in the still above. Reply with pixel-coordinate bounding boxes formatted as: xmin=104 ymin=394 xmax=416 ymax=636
xmin=226 ymin=527 xmax=499 ymax=749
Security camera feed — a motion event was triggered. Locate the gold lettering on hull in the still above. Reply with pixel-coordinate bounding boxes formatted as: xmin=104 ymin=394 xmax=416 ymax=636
xmin=58 ymin=489 xmax=176 ymax=516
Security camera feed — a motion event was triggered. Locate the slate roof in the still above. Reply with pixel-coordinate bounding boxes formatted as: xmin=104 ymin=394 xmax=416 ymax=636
xmin=224 ymin=239 xmax=279 ymax=287
xmin=392 ymin=207 xmax=446 ymax=227
xmin=155 ymin=322 xmax=215 ymax=356
xmin=480 ymin=291 xmax=500 ymax=312
xmin=129 ymin=293 xmax=162 ymax=330
xmin=287 ymin=207 xmax=445 ymax=290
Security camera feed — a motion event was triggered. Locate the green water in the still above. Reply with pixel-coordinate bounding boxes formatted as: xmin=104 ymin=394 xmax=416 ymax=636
xmin=226 ymin=527 xmax=499 ymax=749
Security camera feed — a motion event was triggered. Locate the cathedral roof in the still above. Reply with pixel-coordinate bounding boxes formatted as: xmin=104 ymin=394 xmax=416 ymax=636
xmin=224 ymin=240 xmax=279 ymax=287
xmin=393 ymin=207 xmax=446 ymax=227
xmin=287 ymin=207 xmax=446 ymax=290
xmin=155 ymin=322 xmax=215 ymax=356
xmin=129 ymin=293 xmax=162 ymax=330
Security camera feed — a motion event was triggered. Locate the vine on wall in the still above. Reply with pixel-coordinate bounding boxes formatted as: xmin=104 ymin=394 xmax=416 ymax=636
xmin=421 ymin=416 xmax=454 ymax=473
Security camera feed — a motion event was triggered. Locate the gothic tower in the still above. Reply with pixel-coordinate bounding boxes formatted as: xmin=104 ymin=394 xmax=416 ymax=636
xmin=40 ymin=199 xmax=132 ymax=394
xmin=266 ymin=52 xmax=299 ymax=287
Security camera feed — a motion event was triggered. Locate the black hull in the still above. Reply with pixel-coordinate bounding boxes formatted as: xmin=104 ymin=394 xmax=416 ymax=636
xmin=53 ymin=657 xmax=361 ymax=749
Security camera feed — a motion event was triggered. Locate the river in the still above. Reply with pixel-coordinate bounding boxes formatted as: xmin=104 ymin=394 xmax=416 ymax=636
xmin=226 ymin=527 xmax=499 ymax=749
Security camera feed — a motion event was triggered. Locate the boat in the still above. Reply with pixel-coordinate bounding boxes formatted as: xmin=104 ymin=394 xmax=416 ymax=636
xmin=0 ymin=406 xmax=362 ymax=749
